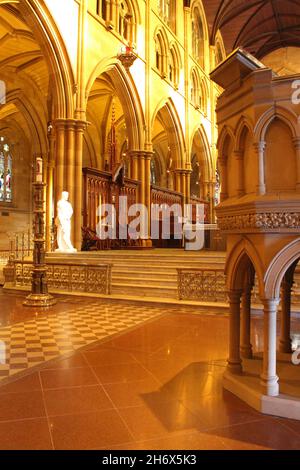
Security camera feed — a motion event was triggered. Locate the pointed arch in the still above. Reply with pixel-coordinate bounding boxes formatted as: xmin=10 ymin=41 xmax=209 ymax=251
xmin=254 ymin=106 xmax=300 ymax=143
xmin=190 ymin=124 xmax=213 ymax=180
xmin=154 ymin=26 xmax=169 ymax=77
xmin=264 ymin=239 xmax=300 ymax=299
xmin=214 ymin=29 xmax=226 ymax=65
xmin=200 ymin=76 xmax=209 ymax=115
xmin=169 ymin=42 xmax=182 ymax=88
xmin=190 ymin=1 xmax=209 ymax=71
xmin=234 ymin=116 xmax=254 ymax=152
xmin=225 ymin=237 xmax=265 ymax=295
xmin=18 ymin=0 xmax=75 ymax=119
xmin=151 ymin=98 xmax=186 ymax=168
xmin=217 ymin=125 xmax=235 ymax=156
xmin=86 ymin=58 xmax=145 ymax=150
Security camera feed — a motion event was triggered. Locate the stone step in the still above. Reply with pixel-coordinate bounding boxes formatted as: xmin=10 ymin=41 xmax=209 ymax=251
xmin=112 ymin=282 xmax=177 ymax=298
xmin=112 ymin=270 xmax=178 ymax=280
xmin=112 ymin=263 xmax=223 ymax=271
xmin=112 ymin=275 xmax=177 ymax=286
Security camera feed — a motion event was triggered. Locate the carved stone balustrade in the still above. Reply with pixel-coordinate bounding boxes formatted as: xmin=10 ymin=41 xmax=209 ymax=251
xmin=177 ymin=268 xmax=227 ymax=302
xmin=4 ymin=260 xmax=112 ymax=296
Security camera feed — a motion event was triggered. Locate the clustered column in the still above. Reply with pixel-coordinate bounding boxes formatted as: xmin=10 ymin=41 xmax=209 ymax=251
xmin=52 ymin=118 xmax=87 ymax=251
xmin=129 ymin=150 xmax=152 ymax=246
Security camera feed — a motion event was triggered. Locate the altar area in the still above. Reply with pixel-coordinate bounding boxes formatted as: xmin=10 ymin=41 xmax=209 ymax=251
xmin=2 ymin=249 xmax=228 ymax=308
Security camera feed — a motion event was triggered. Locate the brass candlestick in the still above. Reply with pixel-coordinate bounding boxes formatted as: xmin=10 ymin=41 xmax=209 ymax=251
xmin=24 ymin=159 xmax=56 ymax=307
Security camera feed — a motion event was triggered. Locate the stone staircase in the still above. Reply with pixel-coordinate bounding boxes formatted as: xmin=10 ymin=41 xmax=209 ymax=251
xmin=65 ymin=249 xmax=227 ymax=300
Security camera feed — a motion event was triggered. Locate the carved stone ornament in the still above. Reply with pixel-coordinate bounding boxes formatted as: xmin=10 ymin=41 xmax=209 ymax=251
xmin=217 ymin=212 xmax=300 ymax=231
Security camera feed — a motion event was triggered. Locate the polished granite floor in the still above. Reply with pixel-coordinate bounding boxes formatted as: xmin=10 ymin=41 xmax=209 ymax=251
xmin=0 ymin=290 xmax=300 ymax=450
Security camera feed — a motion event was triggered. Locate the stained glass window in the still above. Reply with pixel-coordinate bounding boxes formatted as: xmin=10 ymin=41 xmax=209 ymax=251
xmin=0 ymin=138 xmax=12 ymax=203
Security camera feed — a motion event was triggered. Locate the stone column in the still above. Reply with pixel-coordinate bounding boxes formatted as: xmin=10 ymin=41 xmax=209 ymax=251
xmin=54 ymin=119 xmax=66 ymax=204
xmin=234 ymin=150 xmax=244 ymax=196
xmin=227 ymin=290 xmax=243 ymax=374
xmin=279 ymin=276 xmax=293 ymax=354
xmin=209 ymin=180 xmax=216 ymax=223
xmin=144 ymin=151 xmax=152 ymax=247
xmin=293 ymin=138 xmax=300 ymax=192
xmin=129 ymin=150 xmax=140 ymax=181
xmin=240 ymin=281 xmax=253 ymax=359
xmin=65 ymin=120 xmax=76 ymax=206
xmin=254 ymin=141 xmax=266 ymax=196
xmin=181 ymin=171 xmax=187 ymax=203
xmin=174 ymin=170 xmax=182 ymax=194
xmin=218 ymin=158 xmax=228 ymax=201
xmin=74 ymin=121 xmax=87 ymax=251
xmin=185 ymin=170 xmax=191 ymax=203
xmin=139 ymin=153 xmax=145 ymax=207
xmin=46 ymin=123 xmax=55 ymax=251
xmin=260 ymin=298 xmax=280 ymax=396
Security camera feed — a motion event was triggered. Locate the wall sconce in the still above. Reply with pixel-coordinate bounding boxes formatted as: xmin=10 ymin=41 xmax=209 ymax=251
xmin=117 ymin=46 xmax=137 ymax=71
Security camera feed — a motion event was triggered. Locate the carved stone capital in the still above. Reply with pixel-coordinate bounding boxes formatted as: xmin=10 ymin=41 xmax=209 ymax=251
xmin=254 ymin=141 xmax=266 ymax=153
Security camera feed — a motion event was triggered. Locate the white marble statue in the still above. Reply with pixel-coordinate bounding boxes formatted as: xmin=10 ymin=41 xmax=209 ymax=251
xmin=55 ymin=191 xmax=77 ymax=253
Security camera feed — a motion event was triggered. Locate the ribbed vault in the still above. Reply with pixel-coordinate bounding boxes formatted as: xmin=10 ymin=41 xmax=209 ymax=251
xmin=189 ymin=0 xmax=300 ymax=59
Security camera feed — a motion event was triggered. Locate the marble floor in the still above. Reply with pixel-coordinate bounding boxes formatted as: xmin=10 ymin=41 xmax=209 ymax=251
xmin=0 ymin=290 xmax=300 ymax=450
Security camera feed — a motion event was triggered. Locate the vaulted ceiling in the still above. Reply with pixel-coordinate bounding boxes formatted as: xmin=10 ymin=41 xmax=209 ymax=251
xmin=198 ymin=0 xmax=300 ymax=59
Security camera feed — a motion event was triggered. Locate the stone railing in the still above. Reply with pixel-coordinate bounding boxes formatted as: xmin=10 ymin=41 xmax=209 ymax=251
xmin=177 ymin=268 xmax=227 ymax=302
xmin=4 ymin=260 xmax=112 ymax=296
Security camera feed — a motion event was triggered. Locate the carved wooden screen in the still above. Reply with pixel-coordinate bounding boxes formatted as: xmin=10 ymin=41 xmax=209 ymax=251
xmin=82 ymin=167 xmax=139 ymax=234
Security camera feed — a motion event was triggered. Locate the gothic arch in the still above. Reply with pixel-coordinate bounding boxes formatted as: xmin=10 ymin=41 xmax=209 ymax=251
xmin=86 ymin=59 xmax=146 ymax=151
xmin=235 ymin=116 xmax=254 ymax=152
xmin=217 ymin=125 xmax=235 ymax=157
xmin=190 ymin=0 xmax=209 ymax=71
xmin=190 ymin=0 xmax=209 ymax=41
xmin=18 ymin=0 xmax=75 ymax=119
xmin=154 ymin=26 xmax=169 ymax=77
xmin=225 ymin=237 xmax=265 ymax=295
xmin=254 ymin=106 xmax=300 ymax=143
xmin=151 ymin=98 xmax=186 ymax=168
xmin=4 ymin=88 xmax=48 ymax=156
xmin=190 ymin=125 xmax=213 ymax=180
xmin=264 ymin=239 xmax=300 ymax=299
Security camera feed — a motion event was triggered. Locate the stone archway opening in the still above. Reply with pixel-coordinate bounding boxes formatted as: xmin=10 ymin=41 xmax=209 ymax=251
xmin=0 ymin=1 xmax=66 ymax=253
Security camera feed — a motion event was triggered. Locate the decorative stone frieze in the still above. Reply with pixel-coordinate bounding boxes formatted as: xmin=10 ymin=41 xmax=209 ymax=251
xmin=217 ymin=212 xmax=300 ymax=231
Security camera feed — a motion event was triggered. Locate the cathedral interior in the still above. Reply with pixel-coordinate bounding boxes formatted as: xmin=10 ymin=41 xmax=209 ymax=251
xmin=1 ymin=0 xmax=300 ymax=451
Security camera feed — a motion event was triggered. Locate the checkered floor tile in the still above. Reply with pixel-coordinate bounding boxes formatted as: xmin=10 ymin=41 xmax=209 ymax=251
xmin=0 ymin=300 xmax=165 ymax=381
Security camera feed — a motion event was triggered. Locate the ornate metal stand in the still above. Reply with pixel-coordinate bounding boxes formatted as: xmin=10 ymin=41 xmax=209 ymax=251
xmin=24 ymin=180 xmax=56 ymax=307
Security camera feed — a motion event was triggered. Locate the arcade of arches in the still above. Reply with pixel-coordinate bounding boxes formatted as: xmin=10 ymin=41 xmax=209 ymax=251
xmin=1 ymin=0 xmax=300 ymax=451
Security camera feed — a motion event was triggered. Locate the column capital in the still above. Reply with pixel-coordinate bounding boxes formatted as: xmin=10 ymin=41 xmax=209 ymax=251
xmin=228 ymin=289 xmax=243 ymax=302
xmin=293 ymin=137 xmax=300 ymax=150
xmin=128 ymin=150 xmax=148 ymax=159
xmin=261 ymin=298 xmax=280 ymax=310
xmin=234 ymin=149 xmax=243 ymax=160
xmin=75 ymin=120 xmax=88 ymax=132
xmin=254 ymin=141 xmax=266 ymax=152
